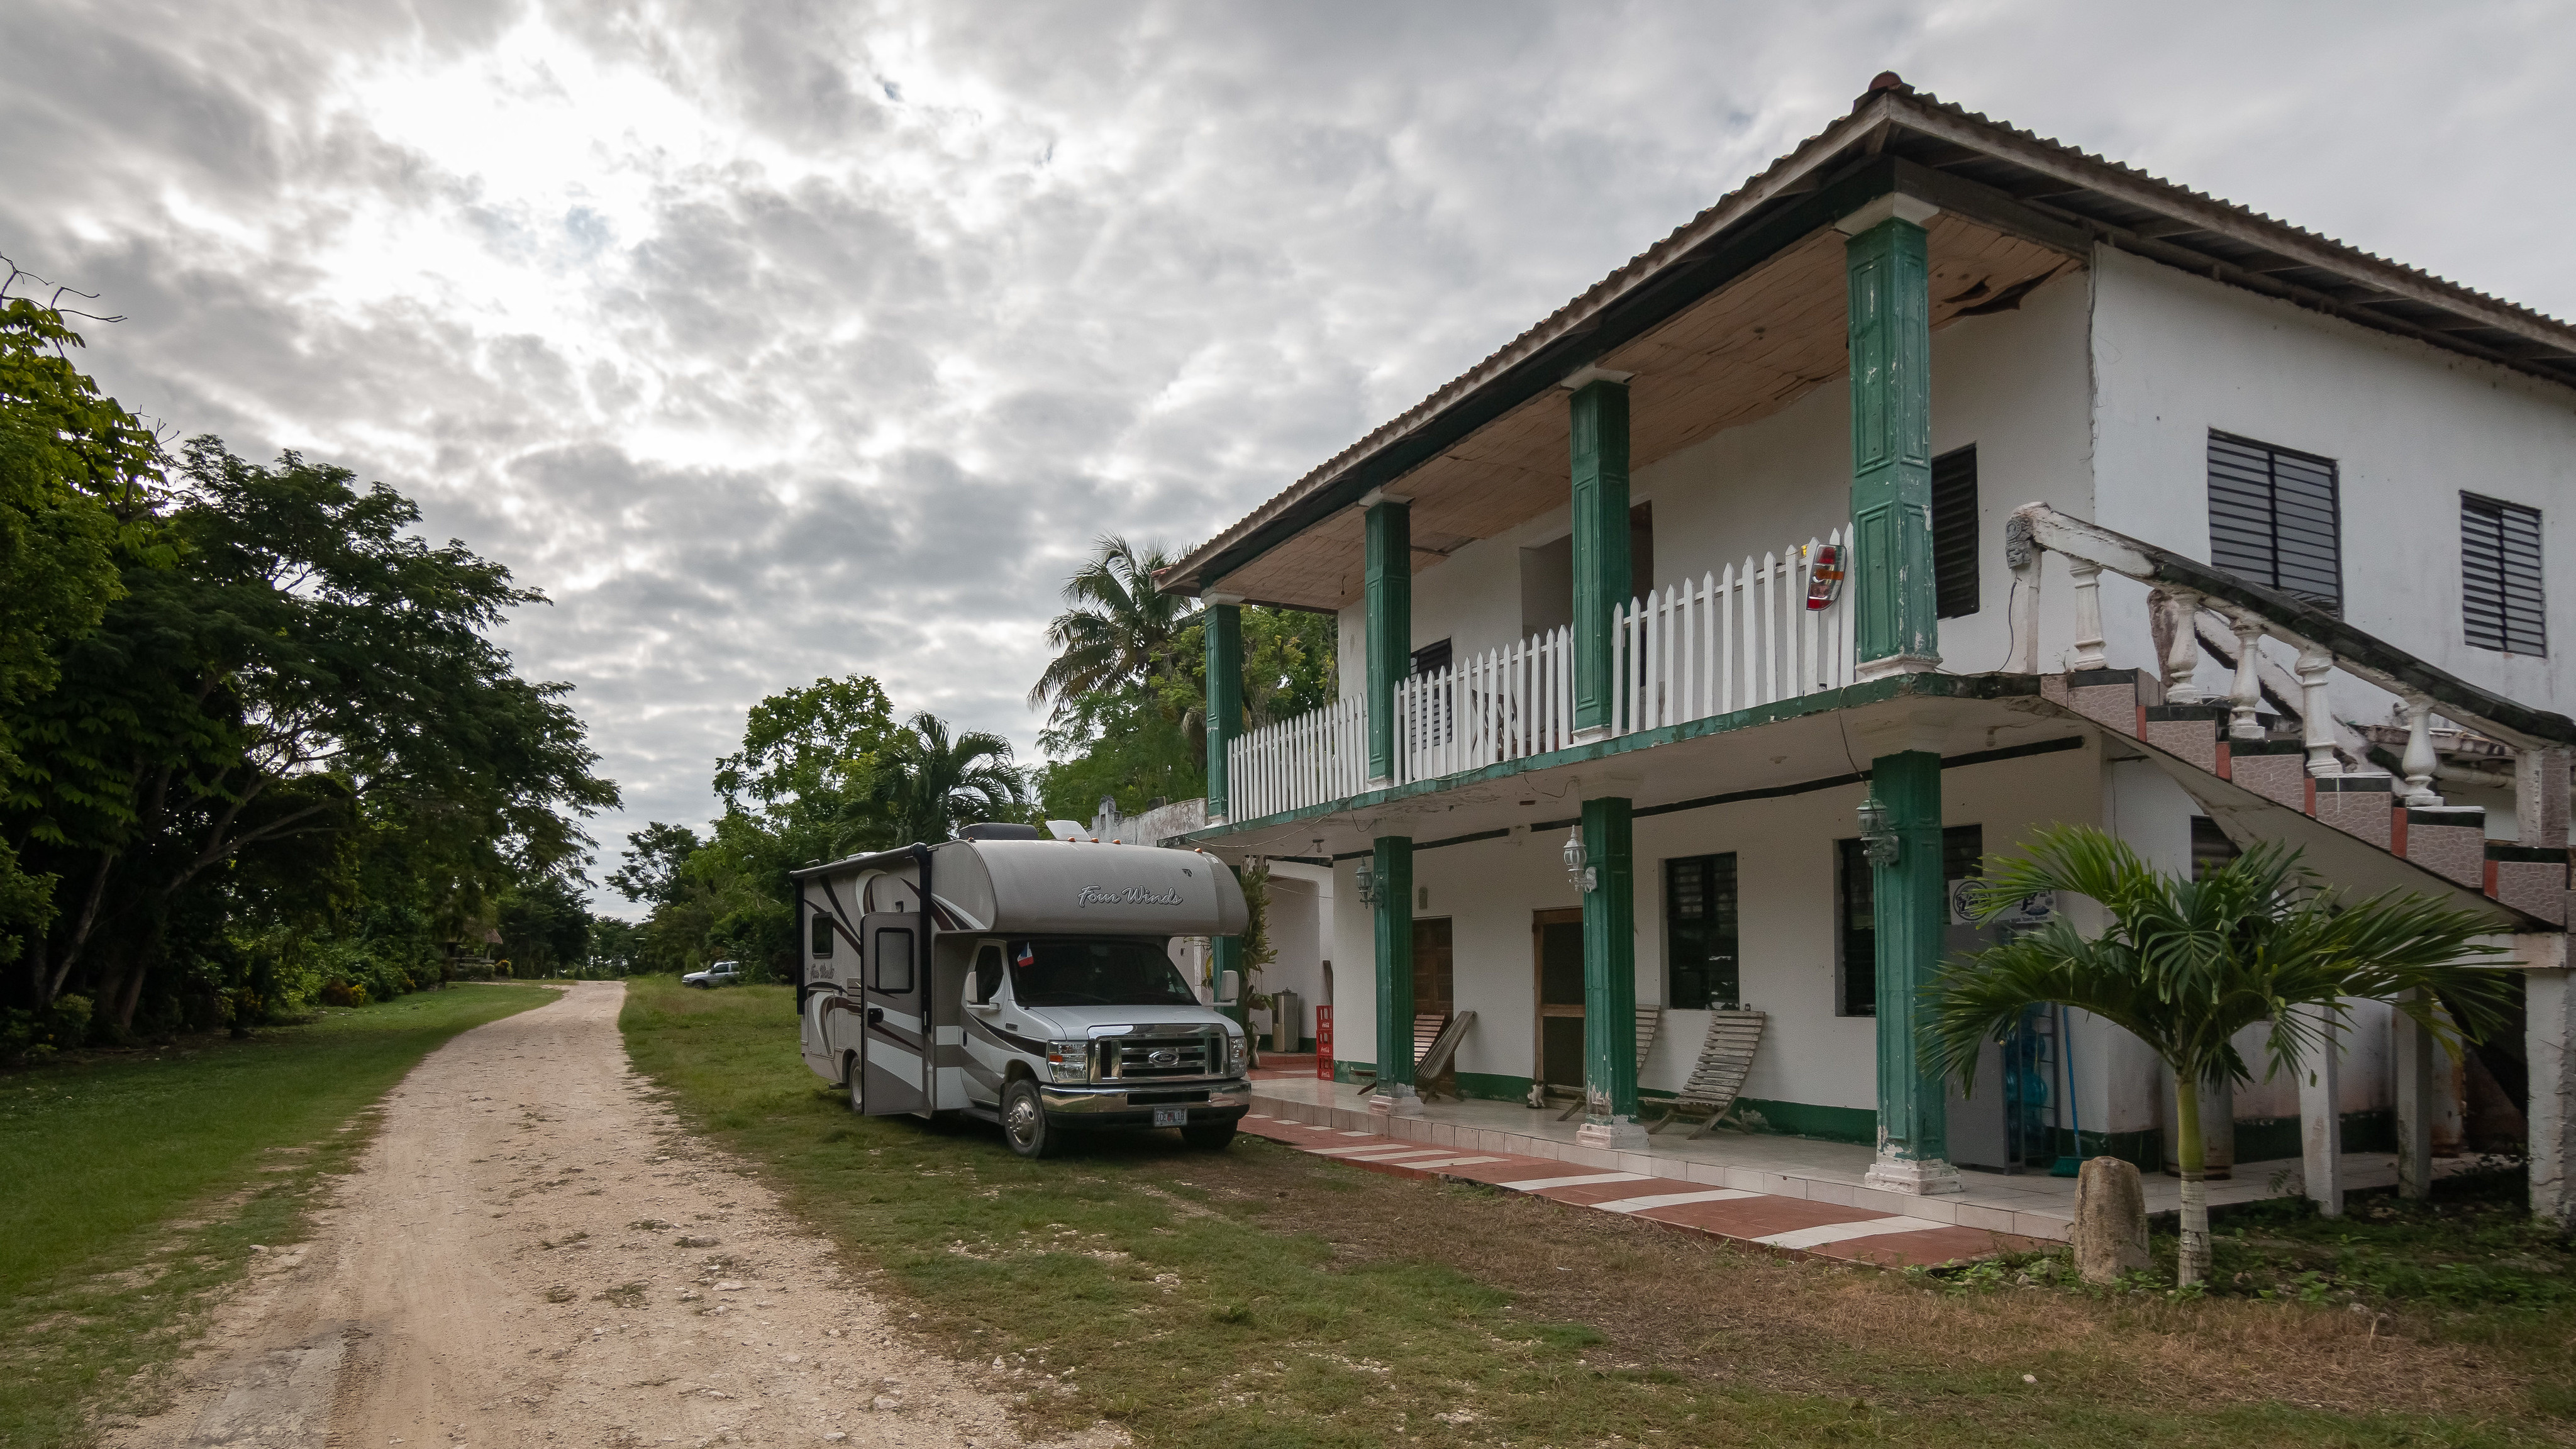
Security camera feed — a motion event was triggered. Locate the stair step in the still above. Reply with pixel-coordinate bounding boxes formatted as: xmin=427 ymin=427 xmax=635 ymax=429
xmin=2043 ymin=670 xmax=2563 ymax=919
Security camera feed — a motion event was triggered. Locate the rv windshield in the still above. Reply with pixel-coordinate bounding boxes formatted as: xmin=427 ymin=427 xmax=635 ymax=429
xmin=1006 ymin=938 xmax=1197 ymax=1008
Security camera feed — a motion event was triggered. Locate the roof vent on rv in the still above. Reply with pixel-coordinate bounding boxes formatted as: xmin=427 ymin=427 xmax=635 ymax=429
xmin=958 ymin=822 xmax=1043 ymax=841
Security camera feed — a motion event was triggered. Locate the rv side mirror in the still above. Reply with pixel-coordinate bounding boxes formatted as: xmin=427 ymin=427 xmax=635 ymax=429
xmin=1217 ymin=969 xmax=1242 ymax=1005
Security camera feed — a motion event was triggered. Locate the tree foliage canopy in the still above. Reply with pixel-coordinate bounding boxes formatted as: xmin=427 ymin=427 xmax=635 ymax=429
xmin=1 ymin=293 xmax=619 ymax=1047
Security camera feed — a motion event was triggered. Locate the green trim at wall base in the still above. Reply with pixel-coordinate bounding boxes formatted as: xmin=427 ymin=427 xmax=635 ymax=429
xmin=1331 ymin=1060 xmax=1375 ymax=1085
xmin=2231 ymin=1110 xmax=2397 ymax=1162
xmin=1716 ymin=1097 xmax=1879 ymax=1145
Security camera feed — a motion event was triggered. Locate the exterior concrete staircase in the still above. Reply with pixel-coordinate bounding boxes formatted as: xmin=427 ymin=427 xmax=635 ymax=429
xmin=2040 ymin=668 xmax=2568 ymax=928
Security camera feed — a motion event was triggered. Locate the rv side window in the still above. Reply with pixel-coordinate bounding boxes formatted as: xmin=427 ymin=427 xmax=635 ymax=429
xmin=873 ymin=929 xmax=914 ymax=993
xmin=810 ymin=912 xmax=834 ymax=958
xmin=972 ymin=944 xmax=1004 ymax=1004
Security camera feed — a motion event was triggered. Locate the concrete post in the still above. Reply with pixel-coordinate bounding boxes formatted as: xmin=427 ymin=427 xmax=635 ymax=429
xmin=1369 ymin=835 xmax=1419 ymax=1118
xmin=1565 ymin=375 xmax=1633 ymax=740
xmin=1862 ymin=749 xmax=1960 ymax=1195
xmin=2297 ymin=1002 xmax=2345 ymax=1216
xmin=1363 ymin=494 xmax=1411 ymax=787
xmin=1203 ymin=598 xmax=1243 ymax=823
xmin=1578 ymin=793 xmax=1643 ymax=1148
xmin=2392 ymin=990 xmax=2434 ymax=1201
xmin=1839 ymin=194 xmax=1942 ymax=681
xmin=2531 ymin=967 xmax=2575 ymax=1226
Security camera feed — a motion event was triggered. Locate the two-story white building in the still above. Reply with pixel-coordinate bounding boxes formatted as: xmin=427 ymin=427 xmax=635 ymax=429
xmin=1153 ymin=76 xmax=2576 ymax=1226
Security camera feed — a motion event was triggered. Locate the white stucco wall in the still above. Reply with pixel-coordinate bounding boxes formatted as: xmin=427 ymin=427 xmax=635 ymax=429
xmin=2090 ymin=244 xmax=2576 ymax=716
xmin=1257 ymin=865 xmax=1331 ymax=1045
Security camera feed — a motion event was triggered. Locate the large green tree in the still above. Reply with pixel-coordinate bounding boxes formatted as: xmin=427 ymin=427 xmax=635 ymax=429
xmin=9 ymin=437 xmax=617 ymax=1029
xmin=1926 ymin=826 xmax=2513 ymax=1286
xmin=0 ymin=295 xmax=160 ymax=965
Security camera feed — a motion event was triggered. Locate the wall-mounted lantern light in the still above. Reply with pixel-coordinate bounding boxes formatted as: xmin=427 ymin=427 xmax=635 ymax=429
xmin=1354 ymin=858 xmax=1379 ymax=907
xmin=1857 ymin=792 xmax=1901 ymax=867
xmin=1562 ymin=826 xmax=1596 ymax=894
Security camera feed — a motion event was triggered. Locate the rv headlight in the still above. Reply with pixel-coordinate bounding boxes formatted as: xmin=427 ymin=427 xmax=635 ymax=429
xmin=1226 ymin=1031 xmax=1247 ymax=1077
xmin=1045 ymin=1040 xmax=1092 ymax=1083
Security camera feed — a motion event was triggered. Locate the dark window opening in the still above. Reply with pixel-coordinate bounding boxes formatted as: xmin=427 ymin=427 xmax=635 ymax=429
xmin=2208 ymin=431 xmax=2341 ymax=613
xmin=972 ymin=943 xmax=1004 ymax=1003
xmin=2191 ymin=816 xmax=2242 ymax=881
xmin=1932 ymin=445 xmax=1979 ymax=619
xmin=1664 ymin=853 xmax=1739 ymax=1010
xmin=872 ymin=928 xmax=914 ymax=993
xmin=1838 ymin=824 xmax=1983 ymax=1017
xmin=809 ymin=911 xmax=834 ymax=958
xmin=1409 ymin=638 xmax=1452 ymax=677
xmin=2462 ymin=492 xmax=2546 ymax=655
xmin=1005 ymin=937 xmax=1198 ymax=1008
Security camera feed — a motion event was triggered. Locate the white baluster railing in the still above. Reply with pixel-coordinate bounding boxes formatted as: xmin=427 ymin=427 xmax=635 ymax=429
xmin=1221 ymin=523 xmax=1860 ymax=809
xmin=1609 ymin=525 xmax=1858 ymax=735
xmin=1224 ymin=692 xmax=1366 ymax=820
xmin=1391 ymin=626 xmax=1577 ymax=787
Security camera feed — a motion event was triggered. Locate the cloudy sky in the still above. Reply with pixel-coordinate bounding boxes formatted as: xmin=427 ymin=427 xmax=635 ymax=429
xmin=7 ymin=1 xmax=2570 ymax=904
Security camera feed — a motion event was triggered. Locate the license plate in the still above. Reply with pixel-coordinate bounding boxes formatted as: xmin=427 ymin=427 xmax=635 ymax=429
xmin=1153 ymin=1108 xmax=1188 ymax=1127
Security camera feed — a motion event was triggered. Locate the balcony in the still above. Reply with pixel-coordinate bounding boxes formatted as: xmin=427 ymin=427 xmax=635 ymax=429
xmin=1225 ymin=525 xmax=1856 ymax=820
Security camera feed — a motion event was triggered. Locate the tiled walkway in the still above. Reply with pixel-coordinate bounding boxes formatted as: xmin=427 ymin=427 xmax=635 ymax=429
xmin=1240 ymin=1111 xmax=2046 ymax=1267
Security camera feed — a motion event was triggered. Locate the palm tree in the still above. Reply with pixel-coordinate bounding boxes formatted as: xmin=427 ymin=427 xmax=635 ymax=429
xmin=1925 ymin=824 xmax=2512 ymax=1287
xmin=872 ymin=711 xmax=1028 ymax=845
xmin=1028 ymin=535 xmax=1193 ymax=722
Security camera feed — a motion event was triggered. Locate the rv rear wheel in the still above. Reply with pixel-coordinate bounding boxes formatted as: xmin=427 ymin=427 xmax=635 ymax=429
xmin=844 ymin=1053 xmax=862 ymax=1114
xmin=1001 ymin=1079 xmax=1058 ymax=1158
xmin=1180 ymin=1121 xmax=1237 ymax=1151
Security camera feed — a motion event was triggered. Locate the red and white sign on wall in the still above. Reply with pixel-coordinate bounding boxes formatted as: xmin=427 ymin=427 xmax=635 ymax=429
xmin=1314 ymin=1005 xmax=1333 ymax=1080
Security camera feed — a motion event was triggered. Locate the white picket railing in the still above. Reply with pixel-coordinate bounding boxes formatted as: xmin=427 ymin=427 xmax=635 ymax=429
xmin=1389 ymin=626 xmax=1577 ymax=786
xmin=1611 ymin=525 xmax=1857 ymax=733
xmin=1225 ymin=693 xmax=1367 ymax=821
xmin=1221 ymin=525 xmax=1857 ymax=816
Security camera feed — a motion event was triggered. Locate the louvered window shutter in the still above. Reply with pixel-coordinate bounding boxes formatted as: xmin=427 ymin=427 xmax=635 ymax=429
xmin=2207 ymin=431 xmax=2342 ymax=613
xmin=2462 ymin=492 xmax=2546 ymax=655
xmin=1931 ymin=445 xmax=1978 ymax=619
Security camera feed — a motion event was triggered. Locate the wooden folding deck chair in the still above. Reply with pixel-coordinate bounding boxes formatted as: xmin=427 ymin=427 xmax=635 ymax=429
xmin=1649 ymin=1008 xmax=1767 ymax=1138
xmin=1355 ymin=1012 xmax=1474 ymax=1097
xmin=1557 ymin=1005 xmax=1663 ymax=1119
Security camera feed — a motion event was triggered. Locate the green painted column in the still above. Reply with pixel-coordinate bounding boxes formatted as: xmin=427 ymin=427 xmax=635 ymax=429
xmin=1579 ymin=796 xmax=1641 ymax=1140
xmin=1204 ymin=600 xmax=1243 ymax=820
xmin=1363 ymin=497 xmax=1411 ymax=784
xmin=1843 ymin=208 xmax=1940 ymax=676
xmin=1370 ymin=835 xmax=1418 ymax=1109
xmin=1866 ymin=750 xmax=1954 ymax=1189
xmin=1568 ymin=379 xmax=1633 ymax=735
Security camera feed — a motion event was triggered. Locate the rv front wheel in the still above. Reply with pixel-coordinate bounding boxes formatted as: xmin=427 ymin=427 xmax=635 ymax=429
xmin=844 ymin=1054 xmax=862 ymax=1114
xmin=1001 ymin=1079 xmax=1058 ymax=1158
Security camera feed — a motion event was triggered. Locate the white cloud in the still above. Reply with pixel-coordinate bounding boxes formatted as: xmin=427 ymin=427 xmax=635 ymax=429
xmin=4 ymin=0 xmax=2568 ymax=908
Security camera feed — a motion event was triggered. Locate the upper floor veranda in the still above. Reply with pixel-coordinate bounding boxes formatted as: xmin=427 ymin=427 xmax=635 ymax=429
xmin=1156 ymin=77 xmax=2576 ymax=843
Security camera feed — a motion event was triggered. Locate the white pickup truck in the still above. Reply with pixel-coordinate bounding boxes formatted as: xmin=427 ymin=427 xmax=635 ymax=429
xmin=791 ymin=826 xmax=1252 ymax=1158
xmin=681 ymin=960 xmax=743 ymax=989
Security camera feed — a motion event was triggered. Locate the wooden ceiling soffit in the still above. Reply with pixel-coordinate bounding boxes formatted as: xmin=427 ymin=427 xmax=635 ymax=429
xmin=1212 ymin=213 xmax=2076 ymax=612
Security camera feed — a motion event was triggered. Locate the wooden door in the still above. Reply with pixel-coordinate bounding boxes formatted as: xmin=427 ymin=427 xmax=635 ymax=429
xmin=1411 ymin=918 xmax=1453 ymax=1020
xmin=1531 ymin=908 xmax=1585 ymax=1092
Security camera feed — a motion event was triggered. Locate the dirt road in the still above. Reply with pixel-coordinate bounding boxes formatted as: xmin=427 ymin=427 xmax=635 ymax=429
xmin=110 ymin=982 xmax=1105 ymax=1448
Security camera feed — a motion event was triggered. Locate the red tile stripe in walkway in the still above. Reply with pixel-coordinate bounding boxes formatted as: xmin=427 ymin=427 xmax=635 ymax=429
xmin=1238 ymin=1113 xmax=2043 ymax=1268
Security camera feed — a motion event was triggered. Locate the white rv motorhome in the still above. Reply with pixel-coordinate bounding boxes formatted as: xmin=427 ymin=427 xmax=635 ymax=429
xmin=791 ymin=824 xmax=1253 ymax=1158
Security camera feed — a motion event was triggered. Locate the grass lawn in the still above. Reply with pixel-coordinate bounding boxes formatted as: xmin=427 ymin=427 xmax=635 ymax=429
xmin=621 ymin=977 xmax=2576 ymax=1448
xmin=0 ymin=982 xmax=556 ymax=1448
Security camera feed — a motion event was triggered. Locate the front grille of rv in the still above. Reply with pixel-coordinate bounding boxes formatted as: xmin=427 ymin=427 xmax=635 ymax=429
xmin=1102 ymin=1035 xmax=1216 ymax=1079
